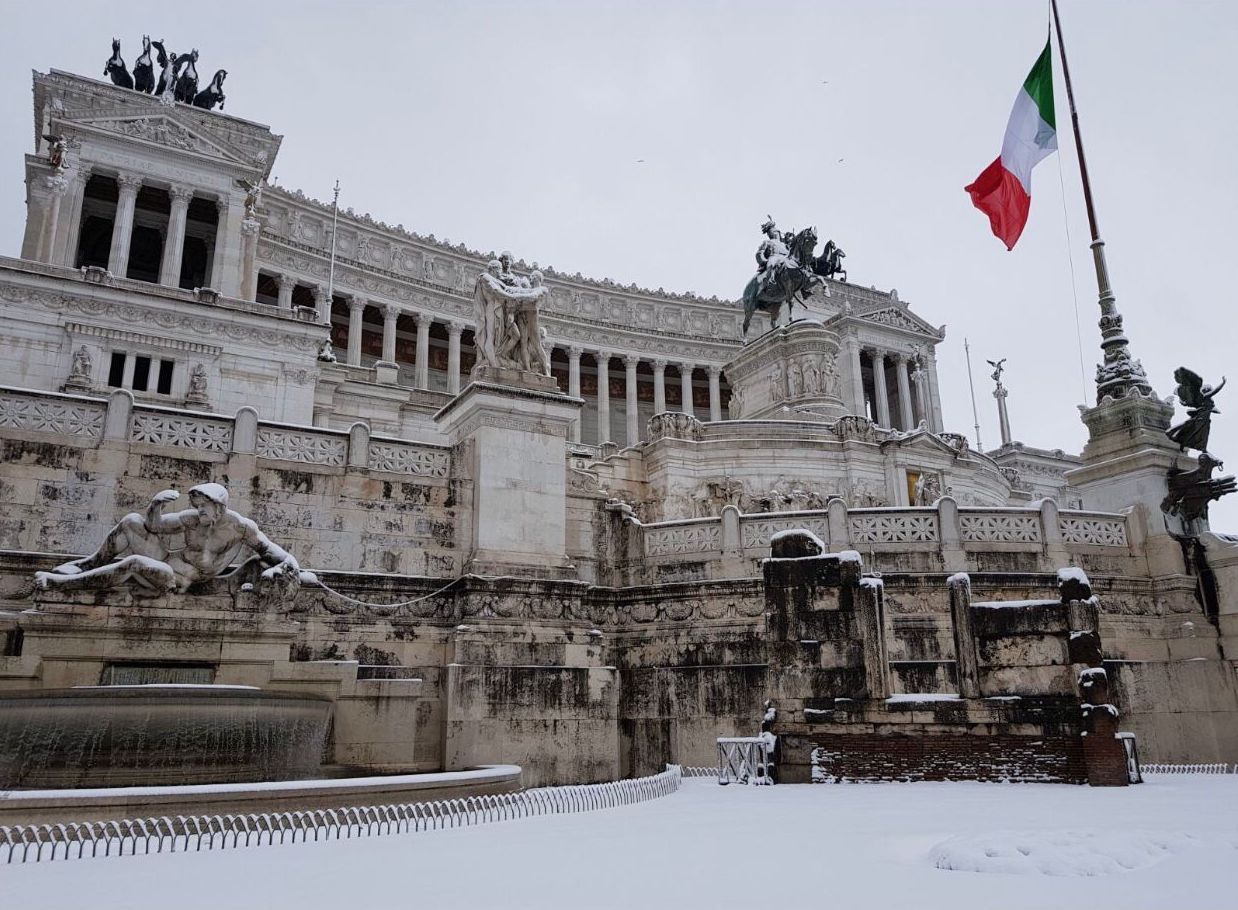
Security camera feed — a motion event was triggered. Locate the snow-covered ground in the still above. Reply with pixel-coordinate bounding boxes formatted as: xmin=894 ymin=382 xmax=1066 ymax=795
xmin=5 ymin=776 xmax=1235 ymax=909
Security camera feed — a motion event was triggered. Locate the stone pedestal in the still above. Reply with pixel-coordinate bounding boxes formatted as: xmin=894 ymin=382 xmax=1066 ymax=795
xmin=436 ymin=374 xmax=582 ymax=578
xmin=723 ymin=319 xmax=844 ymax=420
xmin=1065 ymin=393 xmax=1185 ymax=574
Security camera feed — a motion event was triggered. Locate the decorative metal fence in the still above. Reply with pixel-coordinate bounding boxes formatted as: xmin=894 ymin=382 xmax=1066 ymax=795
xmin=1142 ymin=763 xmax=1235 ymax=775
xmin=0 ymin=765 xmax=682 ymax=865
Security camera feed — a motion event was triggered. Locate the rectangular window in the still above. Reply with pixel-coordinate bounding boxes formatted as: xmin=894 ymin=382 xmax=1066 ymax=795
xmin=156 ymin=359 xmax=174 ymax=395
xmin=107 ymin=352 xmax=126 ymax=387
xmin=132 ymin=355 xmax=151 ymax=392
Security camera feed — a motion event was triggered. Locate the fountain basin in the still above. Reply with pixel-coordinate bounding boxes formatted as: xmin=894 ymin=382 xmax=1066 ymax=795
xmin=0 ymin=685 xmax=333 ymax=789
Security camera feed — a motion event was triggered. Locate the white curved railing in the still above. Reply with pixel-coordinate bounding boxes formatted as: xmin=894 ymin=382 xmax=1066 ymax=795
xmin=1142 ymin=763 xmax=1234 ymax=775
xmin=0 ymin=765 xmax=682 ymax=864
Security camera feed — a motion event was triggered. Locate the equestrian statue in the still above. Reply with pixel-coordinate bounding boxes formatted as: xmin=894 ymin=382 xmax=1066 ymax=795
xmin=741 ymin=216 xmax=848 ymax=340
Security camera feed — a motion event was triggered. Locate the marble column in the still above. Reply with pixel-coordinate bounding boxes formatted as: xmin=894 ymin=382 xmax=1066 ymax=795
xmin=313 ymin=285 xmax=331 ymax=324
xmin=624 ymin=355 xmax=640 ymax=446
xmin=925 ymin=348 xmax=945 ymax=432
xmin=38 ymin=174 xmax=68 ymax=264
xmin=240 ymin=218 xmax=261 ymax=301
xmin=107 ymin=174 xmax=142 ymax=277
xmin=209 ymin=197 xmax=229 ymax=292
xmin=568 ymin=346 xmax=583 ymax=442
xmin=447 ymin=321 xmax=463 ymax=394
xmin=679 ymin=363 xmax=695 ymax=418
xmin=894 ymin=354 xmax=915 ymax=430
xmin=652 ymin=359 xmax=667 ymax=414
xmin=55 ymin=166 xmax=91 ymax=266
xmin=159 ymin=184 xmax=193 ymax=288
xmin=415 ymin=313 xmax=432 ymax=389
xmin=708 ymin=366 xmax=722 ymax=422
xmin=846 ymin=336 xmax=865 ymax=417
xmin=347 ymin=296 xmax=366 ymax=366
xmin=596 ymin=351 xmax=612 ymax=445
xmin=381 ymin=304 xmax=399 ymax=363
xmin=275 ymin=275 xmax=295 ymax=309
xmin=871 ymin=350 xmax=891 ymax=428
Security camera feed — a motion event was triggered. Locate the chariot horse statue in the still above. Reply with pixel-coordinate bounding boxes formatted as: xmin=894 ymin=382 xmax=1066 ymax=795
xmin=741 ymin=225 xmax=824 ymax=339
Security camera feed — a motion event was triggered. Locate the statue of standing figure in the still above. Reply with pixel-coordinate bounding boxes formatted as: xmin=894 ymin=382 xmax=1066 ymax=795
xmin=34 ymin=484 xmax=302 ymax=601
xmin=472 ymin=251 xmax=551 ymax=376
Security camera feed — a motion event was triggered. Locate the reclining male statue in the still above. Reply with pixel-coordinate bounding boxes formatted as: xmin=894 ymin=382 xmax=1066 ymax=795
xmin=33 ymin=482 xmax=302 ymax=599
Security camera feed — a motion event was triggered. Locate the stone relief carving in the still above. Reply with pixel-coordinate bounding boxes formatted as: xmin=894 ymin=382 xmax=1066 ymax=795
xmin=256 ymin=427 xmax=347 ymax=466
xmin=833 ymin=414 xmax=877 ymax=443
xmin=368 ymin=442 xmax=449 ymax=478
xmin=647 ymin=412 xmax=704 ymax=442
xmin=131 ymin=411 xmax=232 ymax=452
xmin=0 ymin=391 xmax=105 ymax=439
xmin=64 ymin=345 xmax=93 ymax=392
xmin=959 ymin=513 xmax=1042 ymax=543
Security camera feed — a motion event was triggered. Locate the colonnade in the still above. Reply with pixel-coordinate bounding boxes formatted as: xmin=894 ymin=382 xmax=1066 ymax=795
xmin=842 ymin=338 xmax=943 ymax=433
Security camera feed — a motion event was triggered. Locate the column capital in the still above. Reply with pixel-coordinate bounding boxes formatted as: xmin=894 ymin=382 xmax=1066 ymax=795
xmin=447 ymin=319 xmax=465 ymax=337
xmin=214 ymin=195 xmax=229 ymax=214
xmin=115 ymin=173 xmax=143 ymax=193
xmin=595 ymin=349 xmax=612 ymax=364
xmin=168 ymin=183 xmax=195 ymax=202
xmin=382 ymin=303 xmax=400 ymax=321
xmin=44 ymin=173 xmax=68 ymax=195
xmin=347 ymin=294 xmax=367 ymax=312
xmin=72 ymin=165 xmax=93 ymax=187
xmin=567 ymin=344 xmax=583 ymax=359
xmin=240 ymin=218 xmax=260 ymax=237
xmin=312 ymin=284 xmax=329 ymax=302
xmin=679 ymin=362 xmax=696 ymax=374
xmin=651 ymin=358 xmax=667 ymax=371
xmin=870 ymin=348 xmax=887 ymax=363
xmin=414 ymin=311 xmax=433 ymax=328
xmin=708 ymin=364 xmax=722 ymax=378
xmin=623 ymin=353 xmax=640 ymax=369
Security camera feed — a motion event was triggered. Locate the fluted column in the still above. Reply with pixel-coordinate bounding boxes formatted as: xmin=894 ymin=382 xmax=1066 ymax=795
xmin=679 ymin=363 xmax=695 ymax=417
xmin=313 ymin=285 xmax=331 ymax=324
xmin=568 ymin=346 xmax=582 ymax=442
xmin=652 ymin=359 xmax=667 ymax=414
xmin=55 ymin=166 xmax=91 ymax=266
xmin=925 ymin=348 xmax=944 ymax=432
xmin=107 ymin=174 xmax=142 ymax=277
xmin=275 ymin=274 xmax=295 ymax=309
xmin=596 ymin=351 xmax=612 ymax=445
xmin=846 ymin=336 xmax=865 ymax=416
xmin=708 ymin=366 xmax=722 ymax=422
xmin=38 ymin=174 xmax=68 ymax=264
xmin=447 ymin=321 xmax=463 ymax=394
xmin=415 ymin=313 xmax=431 ymax=389
xmin=347 ymin=295 xmax=366 ymax=366
xmin=894 ymin=354 xmax=915 ymax=430
xmin=624 ymin=355 xmax=640 ymax=446
xmin=159 ymin=184 xmax=193 ymax=287
xmin=871 ymin=350 xmax=891 ymax=427
xmin=381 ymin=304 xmax=399 ymax=363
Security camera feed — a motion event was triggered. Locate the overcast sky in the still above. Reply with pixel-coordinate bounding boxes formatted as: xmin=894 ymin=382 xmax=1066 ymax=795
xmin=1 ymin=1 xmax=1235 ymax=526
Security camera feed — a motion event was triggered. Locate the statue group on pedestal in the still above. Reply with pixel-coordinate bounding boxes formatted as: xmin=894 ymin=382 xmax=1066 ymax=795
xmin=742 ymin=217 xmax=847 ymax=340
xmin=105 ymin=36 xmax=227 ymax=111
xmin=472 ymin=251 xmax=551 ymax=376
xmin=34 ymin=484 xmax=302 ymax=602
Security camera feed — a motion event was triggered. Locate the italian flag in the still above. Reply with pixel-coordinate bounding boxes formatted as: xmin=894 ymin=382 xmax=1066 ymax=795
xmin=965 ymin=39 xmax=1057 ymax=250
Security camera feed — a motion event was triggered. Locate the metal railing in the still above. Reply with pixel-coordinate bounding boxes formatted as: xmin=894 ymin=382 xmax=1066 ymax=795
xmin=1142 ymin=763 xmax=1235 ymax=775
xmin=0 ymin=765 xmax=682 ymax=864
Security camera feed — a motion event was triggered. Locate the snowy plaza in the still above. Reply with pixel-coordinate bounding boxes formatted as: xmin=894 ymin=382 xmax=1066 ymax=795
xmin=5 ymin=774 xmax=1235 ymax=909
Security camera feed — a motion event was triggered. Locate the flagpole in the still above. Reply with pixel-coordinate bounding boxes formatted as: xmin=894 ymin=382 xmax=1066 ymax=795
xmin=1050 ymin=0 xmax=1152 ymax=403
xmin=325 ymin=179 xmax=341 ymax=312
xmin=964 ymin=338 xmax=983 ymax=451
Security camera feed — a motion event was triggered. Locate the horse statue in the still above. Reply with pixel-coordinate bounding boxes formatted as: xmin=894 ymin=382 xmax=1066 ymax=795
xmin=741 ymin=226 xmax=823 ymax=339
xmin=153 ymin=40 xmax=177 ymax=98
xmin=174 ymin=49 xmax=200 ymax=103
xmin=193 ymin=70 xmax=227 ymax=110
xmin=104 ymin=39 xmax=133 ymax=90
xmin=133 ymin=35 xmax=155 ymax=93
xmin=813 ymin=239 xmax=847 ymax=282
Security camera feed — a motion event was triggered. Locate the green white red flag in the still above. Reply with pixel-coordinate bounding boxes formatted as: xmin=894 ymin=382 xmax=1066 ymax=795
xmin=965 ymin=39 xmax=1057 ymax=250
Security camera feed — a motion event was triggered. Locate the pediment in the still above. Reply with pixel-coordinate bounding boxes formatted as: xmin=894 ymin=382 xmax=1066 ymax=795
xmin=61 ymin=110 xmax=251 ymax=166
xmin=881 ymin=429 xmax=964 ymax=456
xmin=860 ymin=306 xmax=941 ymax=338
